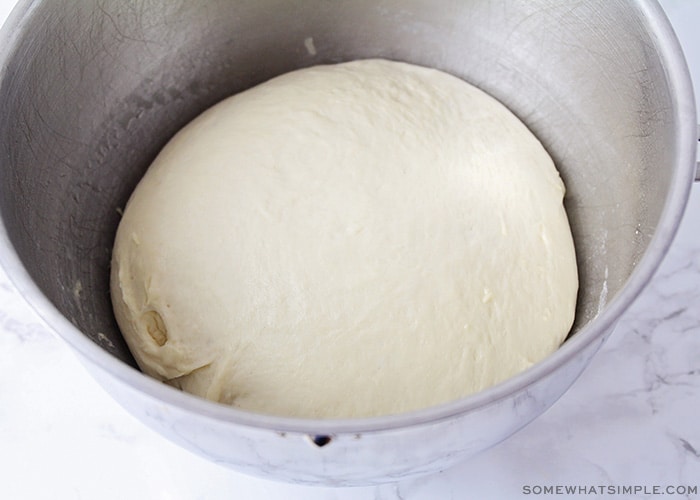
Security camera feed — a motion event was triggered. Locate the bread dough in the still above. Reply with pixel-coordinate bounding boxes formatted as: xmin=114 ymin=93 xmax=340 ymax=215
xmin=111 ymin=59 xmax=578 ymax=419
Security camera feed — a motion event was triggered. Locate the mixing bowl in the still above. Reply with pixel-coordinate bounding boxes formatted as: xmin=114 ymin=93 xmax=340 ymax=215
xmin=0 ymin=0 xmax=697 ymax=486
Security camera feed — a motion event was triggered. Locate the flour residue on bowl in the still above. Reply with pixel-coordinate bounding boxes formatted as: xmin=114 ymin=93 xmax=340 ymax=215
xmin=304 ymin=37 xmax=317 ymax=56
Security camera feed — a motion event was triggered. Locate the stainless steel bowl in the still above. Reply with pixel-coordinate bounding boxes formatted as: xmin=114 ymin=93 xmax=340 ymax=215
xmin=0 ymin=0 xmax=696 ymax=486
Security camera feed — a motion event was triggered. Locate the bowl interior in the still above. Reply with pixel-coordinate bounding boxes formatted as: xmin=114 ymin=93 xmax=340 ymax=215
xmin=0 ymin=0 xmax=680 ymax=369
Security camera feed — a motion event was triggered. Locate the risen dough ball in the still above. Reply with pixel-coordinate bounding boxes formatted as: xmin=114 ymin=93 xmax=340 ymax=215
xmin=111 ymin=59 xmax=577 ymax=419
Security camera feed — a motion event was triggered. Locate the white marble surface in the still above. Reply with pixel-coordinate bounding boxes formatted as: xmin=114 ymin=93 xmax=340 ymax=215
xmin=1 ymin=1 xmax=699 ymax=498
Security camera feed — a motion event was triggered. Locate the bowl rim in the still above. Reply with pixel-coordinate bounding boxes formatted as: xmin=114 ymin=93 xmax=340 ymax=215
xmin=0 ymin=0 xmax=697 ymax=435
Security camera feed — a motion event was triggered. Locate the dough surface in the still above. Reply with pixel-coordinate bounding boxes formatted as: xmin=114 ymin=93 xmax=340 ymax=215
xmin=111 ymin=59 xmax=578 ymax=419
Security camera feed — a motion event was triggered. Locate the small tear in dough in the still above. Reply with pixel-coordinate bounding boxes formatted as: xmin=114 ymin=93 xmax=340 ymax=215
xmin=142 ymin=310 xmax=167 ymax=346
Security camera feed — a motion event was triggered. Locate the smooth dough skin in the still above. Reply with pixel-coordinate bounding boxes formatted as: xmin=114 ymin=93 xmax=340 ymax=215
xmin=111 ymin=59 xmax=578 ymax=419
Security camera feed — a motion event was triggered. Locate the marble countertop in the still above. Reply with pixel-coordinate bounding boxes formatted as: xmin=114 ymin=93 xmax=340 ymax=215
xmin=1 ymin=1 xmax=699 ymax=499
